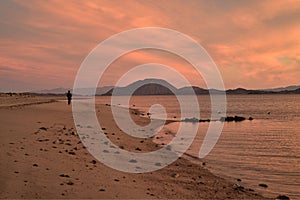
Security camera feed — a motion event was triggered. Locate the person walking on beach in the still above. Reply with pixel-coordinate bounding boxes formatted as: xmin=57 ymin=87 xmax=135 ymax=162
xmin=66 ymin=90 xmax=72 ymax=105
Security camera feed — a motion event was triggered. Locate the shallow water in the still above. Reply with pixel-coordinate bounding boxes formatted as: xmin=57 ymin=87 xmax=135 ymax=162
xmin=95 ymin=94 xmax=300 ymax=198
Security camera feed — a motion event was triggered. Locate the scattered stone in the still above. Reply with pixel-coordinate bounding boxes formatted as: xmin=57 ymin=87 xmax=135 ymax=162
xmin=66 ymin=181 xmax=74 ymax=185
xmin=68 ymin=151 xmax=76 ymax=155
xmin=91 ymin=160 xmax=97 ymax=164
xmin=220 ymin=116 xmax=246 ymax=122
xmin=39 ymin=127 xmax=47 ymax=131
xmin=170 ymin=173 xmax=179 ymax=178
xmin=197 ymin=181 xmax=204 ymax=185
xmin=33 ymin=164 xmax=38 ymax=167
xmin=276 ymin=195 xmax=290 ymax=200
xmin=59 ymin=174 xmax=70 ymax=178
xmin=233 ymin=184 xmax=245 ymax=191
xmin=258 ymin=183 xmax=268 ymax=188
xmin=114 ymin=179 xmax=119 ymax=182
xmin=14 ymin=171 xmax=19 ymax=174
xmin=135 ymin=147 xmax=141 ymax=151
xmin=199 ymin=119 xmax=211 ymax=122
xmin=99 ymin=188 xmax=105 ymax=192
xmin=248 ymin=117 xmax=254 ymax=120
xmin=237 ymin=178 xmax=242 ymax=182
xmin=129 ymin=159 xmax=137 ymax=163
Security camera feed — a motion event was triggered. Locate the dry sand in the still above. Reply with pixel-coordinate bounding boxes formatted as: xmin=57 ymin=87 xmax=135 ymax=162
xmin=0 ymin=94 xmax=268 ymax=199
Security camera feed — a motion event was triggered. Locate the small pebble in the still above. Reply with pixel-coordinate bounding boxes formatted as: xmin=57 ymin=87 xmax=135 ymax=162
xmin=276 ymin=195 xmax=290 ymax=200
xmin=258 ymin=183 xmax=268 ymax=188
xmin=170 ymin=173 xmax=179 ymax=178
xmin=135 ymin=147 xmax=141 ymax=151
xmin=66 ymin=181 xmax=74 ymax=185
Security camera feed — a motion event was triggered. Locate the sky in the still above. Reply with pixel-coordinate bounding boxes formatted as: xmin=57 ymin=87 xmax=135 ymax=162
xmin=0 ymin=0 xmax=299 ymax=92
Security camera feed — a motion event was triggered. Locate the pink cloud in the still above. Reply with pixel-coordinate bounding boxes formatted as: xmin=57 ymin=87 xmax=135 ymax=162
xmin=0 ymin=0 xmax=299 ymax=91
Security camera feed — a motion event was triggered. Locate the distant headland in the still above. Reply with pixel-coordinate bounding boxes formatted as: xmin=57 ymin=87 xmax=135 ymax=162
xmin=8 ymin=79 xmax=300 ymax=96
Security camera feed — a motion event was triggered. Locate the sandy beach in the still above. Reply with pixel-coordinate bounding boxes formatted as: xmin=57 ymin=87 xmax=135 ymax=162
xmin=0 ymin=94 xmax=267 ymax=199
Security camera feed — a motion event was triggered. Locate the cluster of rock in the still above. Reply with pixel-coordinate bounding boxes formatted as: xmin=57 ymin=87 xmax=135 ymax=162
xmin=181 ymin=116 xmax=254 ymax=123
xmin=220 ymin=116 xmax=253 ymax=122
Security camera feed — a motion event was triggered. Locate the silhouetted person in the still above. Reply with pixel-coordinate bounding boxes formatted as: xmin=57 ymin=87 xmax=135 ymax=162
xmin=66 ymin=90 xmax=72 ymax=105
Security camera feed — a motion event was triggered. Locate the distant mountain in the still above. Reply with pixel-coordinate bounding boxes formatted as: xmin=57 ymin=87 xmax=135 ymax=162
xmin=102 ymin=79 xmax=300 ymax=96
xmin=263 ymin=85 xmax=300 ymax=92
xmin=103 ymin=79 xmax=177 ymax=96
xmin=34 ymin=87 xmax=70 ymax=94
xmin=33 ymin=80 xmax=300 ymax=96
xmin=177 ymin=86 xmax=209 ymax=95
xmin=33 ymin=86 xmax=113 ymax=95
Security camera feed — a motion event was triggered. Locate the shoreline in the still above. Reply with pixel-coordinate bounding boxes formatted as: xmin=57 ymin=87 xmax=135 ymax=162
xmin=0 ymin=96 xmax=268 ymax=199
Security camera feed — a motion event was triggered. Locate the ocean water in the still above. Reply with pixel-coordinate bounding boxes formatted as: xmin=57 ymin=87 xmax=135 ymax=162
xmin=95 ymin=95 xmax=300 ymax=198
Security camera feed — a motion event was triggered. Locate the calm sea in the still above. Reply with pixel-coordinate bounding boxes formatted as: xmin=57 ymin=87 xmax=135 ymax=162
xmin=95 ymin=95 xmax=300 ymax=198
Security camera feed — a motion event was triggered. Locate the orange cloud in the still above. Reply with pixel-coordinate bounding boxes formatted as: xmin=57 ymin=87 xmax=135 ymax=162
xmin=0 ymin=0 xmax=299 ymax=91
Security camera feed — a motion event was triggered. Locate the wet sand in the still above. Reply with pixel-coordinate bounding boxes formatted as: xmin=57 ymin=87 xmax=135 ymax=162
xmin=0 ymin=94 xmax=268 ymax=199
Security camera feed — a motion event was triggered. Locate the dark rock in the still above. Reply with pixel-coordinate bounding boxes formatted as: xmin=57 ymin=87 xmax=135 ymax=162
xmin=258 ymin=183 xmax=268 ymax=188
xmin=33 ymin=164 xmax=38 ymax=167
xmin=135 ymin=147 xmax=141 ymax=151
xmin=248 ymin=117 xmax=254 ymax=120
xmin=170 ymin=173 xmax=179 ymax=178
xmin=182 ymin=117 xmax=199 ymax=123
xmin=276 ymin=195 xmax=290 ymax=200
xmin=237 ymin=178 xmax=242 ymax=182
xmin=59 ymin=174 xmax=70 ymax=178
xmin=99 ymin=188 xmax=105 ymax=192
xmin=233 ymin=184 xmax=245 ymax=191
xmin=39 ymin=127 xmax=47 ymax=131
xmin=199 ymin=119 xmax=210 ymax=122
xmin=220 ymin=116 xmax=246 ymax=122
xmin=91 ymin=160 xmax=97 ymax=164
xmin=66 ymin=181 xmax=74 ymax=185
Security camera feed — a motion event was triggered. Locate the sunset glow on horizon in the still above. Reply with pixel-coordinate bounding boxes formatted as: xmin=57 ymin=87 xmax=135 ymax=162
xmin=0 ymin=0 xmax=299 ymax=92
